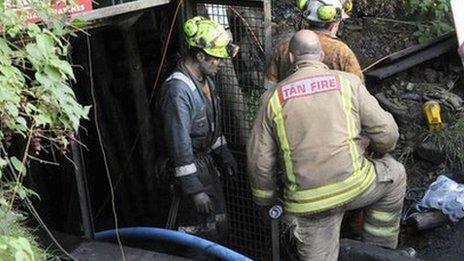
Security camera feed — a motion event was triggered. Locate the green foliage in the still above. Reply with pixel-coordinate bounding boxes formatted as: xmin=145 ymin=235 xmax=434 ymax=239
xmin=0 ymin=1 xmax=90 ymax=259
xmin=403 ymin=0 xmax=454 ymax=42
xmin=425 ymin=117 xmax=464 ymax=169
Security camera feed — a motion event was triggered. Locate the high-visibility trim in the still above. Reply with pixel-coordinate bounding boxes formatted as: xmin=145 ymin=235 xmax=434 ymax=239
xmin=363 ymin=222 xmax=400 ymax=238
xmin=341 ymin=76 xmax=360 ymax=172
xmin=368 ymin=209 xmax=400 ymax=224
xmin=211 ymin=135 xmax=227 ymax=150
xmin=269 ymin=92 xmax=297 ymax=191
xmin=251 ymin=187 xmax=275 ymax=199
xmin=284 ymin=161 xmax=374 ymax=201
xmin=282 ymin=76 xmax=375 ymax=214
xmin=167 ymin=72 xmax=197 ymax=92
xmin=284 ymin=163 xmax=375 ymax=214
xmin=175 ymin=163 xmax=197 ymax=177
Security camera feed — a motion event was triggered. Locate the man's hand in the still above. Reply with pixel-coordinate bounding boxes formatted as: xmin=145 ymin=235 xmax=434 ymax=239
xmin=223 ymin=157 xmax=238 ymax=176
xmin=192 ymin=192 xmax=213 ymax=214
xmin=360 ymin=135 xmax=370 ymax=150
xmin=213 ymin=146 xmax=238 ymax=176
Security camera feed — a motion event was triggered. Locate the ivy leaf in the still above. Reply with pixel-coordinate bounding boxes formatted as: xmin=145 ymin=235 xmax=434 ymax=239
xmin=50 ymin=58 xmax=75 ymax=80
xmin=44 ymin=65 xmax=62 ymax=82
xmin=16 ymin=117 xmax=27 ymax=131
xmin=34 ymin=113 xmax=53 ymax=127
xmin=25 ymin=43 xmax=44 ymax=64
xmin=9 ymin=157 xmax=24 ymax=174
xmin=71 ymin=19 xmax=88 ymax=29
xmin=0 ymin=38 xmax=12 ymax=55
xmin=36 ymin=34 xmax=54 ymax=58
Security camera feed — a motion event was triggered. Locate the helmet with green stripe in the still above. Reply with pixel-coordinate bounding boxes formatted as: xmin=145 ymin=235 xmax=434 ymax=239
xmin=184 ymin=16 xmax=239 ymax=59
xmin=296 ymin=0 xmax=352 ymax=23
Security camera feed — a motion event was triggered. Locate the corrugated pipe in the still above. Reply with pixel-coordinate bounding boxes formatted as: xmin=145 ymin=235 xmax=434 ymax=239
xmin=95 ymin=227 xmax=251 ymax=260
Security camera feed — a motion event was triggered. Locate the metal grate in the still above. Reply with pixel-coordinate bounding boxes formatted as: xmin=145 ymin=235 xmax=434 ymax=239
xmin=196 ymin=2 xmax=272 ymax=260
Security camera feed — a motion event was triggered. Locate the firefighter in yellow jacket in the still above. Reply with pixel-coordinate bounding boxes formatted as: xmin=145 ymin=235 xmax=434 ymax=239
xmin=267 ymin=0 xmax=364 ymax=84
xmin=247 ymin=30 xmax=406 ymax=261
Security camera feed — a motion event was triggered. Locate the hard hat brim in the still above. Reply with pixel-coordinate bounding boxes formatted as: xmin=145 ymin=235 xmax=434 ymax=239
xmin=203 ymin=46 xmax=230 ymax=59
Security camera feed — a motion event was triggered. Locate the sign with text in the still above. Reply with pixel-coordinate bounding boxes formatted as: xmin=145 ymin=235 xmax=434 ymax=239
xmin=5 ymin=0 xmax=93 ymax=23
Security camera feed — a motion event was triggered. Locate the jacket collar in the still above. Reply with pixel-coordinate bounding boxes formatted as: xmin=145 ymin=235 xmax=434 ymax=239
xmin=293 ymin=59 xmax=329 ymax=71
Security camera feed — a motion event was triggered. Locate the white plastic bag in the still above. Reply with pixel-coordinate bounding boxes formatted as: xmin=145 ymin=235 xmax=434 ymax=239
xmin=417 ymin=175 xmax=464 ymax=222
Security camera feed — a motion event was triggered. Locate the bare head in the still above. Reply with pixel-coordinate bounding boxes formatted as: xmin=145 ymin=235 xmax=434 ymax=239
xmin=289 ymin=30 xmax=324 ymax=64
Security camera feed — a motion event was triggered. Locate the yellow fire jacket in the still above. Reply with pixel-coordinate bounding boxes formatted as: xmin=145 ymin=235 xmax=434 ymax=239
xmin=267 ymin=31 xmax=364 ymax=83
xmin=247 ymin=60 xmax=398 ymax=215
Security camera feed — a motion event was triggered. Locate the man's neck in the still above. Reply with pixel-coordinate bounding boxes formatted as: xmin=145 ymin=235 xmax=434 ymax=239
xmin=184 ymin=56 xmax=204 ymax=82
xmin=314 ymin=22 xmax=339 ymax=37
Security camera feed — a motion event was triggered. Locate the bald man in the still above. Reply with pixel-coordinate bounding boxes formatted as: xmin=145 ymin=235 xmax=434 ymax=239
xmin=248 ymin=30 xmax=406 ymax=261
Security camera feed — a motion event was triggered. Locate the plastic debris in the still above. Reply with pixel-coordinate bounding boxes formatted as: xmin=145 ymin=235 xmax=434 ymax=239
xmin=417 ymin=175 xmax=464 ymax=222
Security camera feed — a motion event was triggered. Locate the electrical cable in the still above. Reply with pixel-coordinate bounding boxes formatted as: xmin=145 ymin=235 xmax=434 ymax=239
xmin=86 ymin=35 xmax=126 ymax=261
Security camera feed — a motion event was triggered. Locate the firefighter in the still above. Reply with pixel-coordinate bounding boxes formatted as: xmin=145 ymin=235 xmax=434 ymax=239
xmin=267 ymin=0 xmax=364 ymax=84
xmin=248 ymin=30 xmax=406 ymax=261
xmin=158 ymin=16 xmax=239 ymax=243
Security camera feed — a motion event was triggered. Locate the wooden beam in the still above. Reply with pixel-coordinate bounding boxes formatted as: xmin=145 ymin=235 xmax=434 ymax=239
xmin=71 ymin=0 xmax=170 ymax=22
xmin=195 ymin=0 xmax=264 ymax=8
xmin=366 ymin=35 xmax=457 ymax=80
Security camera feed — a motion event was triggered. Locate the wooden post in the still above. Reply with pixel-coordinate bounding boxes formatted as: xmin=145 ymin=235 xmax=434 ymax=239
xmin=119 ymin=23 xmax=159 ymax=221
xmin=409 ymin=211 xmax=449 ymax=231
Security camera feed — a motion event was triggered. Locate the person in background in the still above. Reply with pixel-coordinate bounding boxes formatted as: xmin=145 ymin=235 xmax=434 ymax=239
xmin=267 ymin=0 xmax=364 ymax=84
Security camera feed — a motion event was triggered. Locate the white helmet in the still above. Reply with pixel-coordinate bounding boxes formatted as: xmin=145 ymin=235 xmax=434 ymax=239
xmin=296 ymin=0 xmax=352 ymax=23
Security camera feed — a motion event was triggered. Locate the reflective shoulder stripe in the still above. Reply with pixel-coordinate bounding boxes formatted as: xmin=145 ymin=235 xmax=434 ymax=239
xmin=269 ymin=91 xmax=297 ymax=191
xmin=175 ymin=163 xmax=197 ymax=177
xmin=166 ymin=72 xmax=197 ymax=92
xmin=340 ymin=75 xmax=361 ymax=172
xmin=211 ymin=135 xmax=227 ymax=150
xmin=251 ymin=187 xmax=275 ymax=199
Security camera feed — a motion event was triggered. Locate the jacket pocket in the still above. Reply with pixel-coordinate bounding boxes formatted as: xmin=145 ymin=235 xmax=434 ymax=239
xmin=372 ymin=154 xmax=404 ymax=183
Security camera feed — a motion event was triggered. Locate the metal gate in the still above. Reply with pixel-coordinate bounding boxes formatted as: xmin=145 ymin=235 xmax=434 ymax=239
xmin=193 ymin=1 xmax=273 ymax=259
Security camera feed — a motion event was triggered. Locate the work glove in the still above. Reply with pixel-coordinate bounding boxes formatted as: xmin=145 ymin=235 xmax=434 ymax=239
xmin=192 ymin=192 xmax=213 ymax=215
xmin=213 ymin=145 xmax=238 ymax=176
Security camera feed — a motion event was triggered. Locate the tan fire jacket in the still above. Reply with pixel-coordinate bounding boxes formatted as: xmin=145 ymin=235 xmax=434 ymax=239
xmin=267 ymin=31 xmax=364 ymax=83
xmin=248 ymin=60 xmax=398 ymax=215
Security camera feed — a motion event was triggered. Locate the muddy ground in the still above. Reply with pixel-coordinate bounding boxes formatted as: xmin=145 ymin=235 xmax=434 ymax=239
xmin=273 ymin=1 xmax=464 ymax=260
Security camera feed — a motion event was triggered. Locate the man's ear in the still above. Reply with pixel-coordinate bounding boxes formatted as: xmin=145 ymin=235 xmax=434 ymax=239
xmin=319 ymin=51 xmax=325 ymax=62
xmin=196 ymin=51 xmax=205 ymax=62
xmin=289 ymin=52 xmax=295 ymax=64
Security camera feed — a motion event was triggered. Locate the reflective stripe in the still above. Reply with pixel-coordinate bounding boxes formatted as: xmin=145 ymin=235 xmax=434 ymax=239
xmin=270 ymin=92 xmax=297 ymax=191
xmin=363 ymin=222 xmax=400 ymax=238
xmin=284 ymin=161 xmax=374 ymax=201
xmin=340 ymin=76 xmax=361 ymax=172
xmin=167 ymin=72 xmax=197 ymax=92
xmin=284 ymin=164 xmax=375 ymax=214
xmin=175 ymin=163 xmax=197 ymax=177
xmin=211 ymin=135 xmax=227 ymax=150
xmin=281 ymin=76 xmax=375 ymax=214
xmin=252 ymin=187 xmax=275 ymax=199
xmin=369 ymin=209 xmax=400 ymax=223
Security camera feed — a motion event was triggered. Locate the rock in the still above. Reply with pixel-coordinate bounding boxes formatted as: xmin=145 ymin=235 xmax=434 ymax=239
xmin=414 ymin=141 xmax=446 ymax=165
xmin=375 ymin=93 xmax=412 ymax=125
xmin=339 ymin=239 xmax=419 ymax=261
xmin=425 ymin=68 xmax=439 ymax=83
xmin=406 ymin=83 xmax=415 ymax=92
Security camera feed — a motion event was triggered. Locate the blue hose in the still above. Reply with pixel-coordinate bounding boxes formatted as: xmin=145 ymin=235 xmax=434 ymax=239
xmin=95 ymin=227 xmax=251 ymax=260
